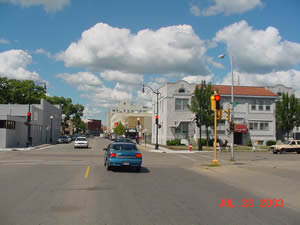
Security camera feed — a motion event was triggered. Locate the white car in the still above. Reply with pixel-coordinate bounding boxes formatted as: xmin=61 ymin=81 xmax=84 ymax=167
xmin=74 ymin=137 xmax=89 ymax=148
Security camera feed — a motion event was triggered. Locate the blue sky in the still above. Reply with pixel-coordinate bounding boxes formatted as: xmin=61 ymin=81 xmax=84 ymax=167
xmin=1 ymin=0 xmax=300 ymax=124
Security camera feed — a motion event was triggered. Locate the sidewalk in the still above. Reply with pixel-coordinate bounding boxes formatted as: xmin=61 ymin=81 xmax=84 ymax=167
xmin=0 ymin=144 xmax=52 ymax=152
xmin=138 ymin=143 xmax=211 ymax=154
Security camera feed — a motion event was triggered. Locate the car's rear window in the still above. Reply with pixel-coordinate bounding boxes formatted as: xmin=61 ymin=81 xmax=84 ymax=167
xmin=76 ymin=138 xmax=87 ymax=141
xmin=111 ymin=144 xmax=137 ymax=151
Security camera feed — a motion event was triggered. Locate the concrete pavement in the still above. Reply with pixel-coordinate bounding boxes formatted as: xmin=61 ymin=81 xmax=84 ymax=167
xmin=0 ymin=137 xmax=299 ymax=224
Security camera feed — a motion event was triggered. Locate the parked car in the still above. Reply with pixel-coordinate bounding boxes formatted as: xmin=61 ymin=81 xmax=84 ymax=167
xmin=104 ymin=143 xmax=142 ymax=172
xmin=269 ymin=140 xmax=300 ymax=154
xmin=66 ymin=135 xmax=72 ymax=143
xmin=71 ymin=134 xmax=79 ymax=141
xmin=57 ymin=136 xmax=68 ymax=144
xmin=74 ymin=137 xmax=89 ymax=148
xmin=110 ymin=134 xmax=117 ymax=141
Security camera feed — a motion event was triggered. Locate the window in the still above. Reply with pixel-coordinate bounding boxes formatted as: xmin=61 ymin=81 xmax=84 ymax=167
xmin=0 ymin=120 xmax=16 ymax=129
xmin=251 ymin=101 xmax=256 ymax=111
xmin=266 ymin=105 xmax=271 ymax=111
xmin=258 ymin=101 xmax=264 ymax=111
xmin=175 ymin=99 xmax=189 ymax=111
xmin=178 ymin=88 xmax=185 ymax=93
xmin=259 ymin=122 xmax=269 ymax=131
xmin=175 ymin=122 xmax=189 ymax=134
xmin=249 ymin=122 xmax=258 ymax=130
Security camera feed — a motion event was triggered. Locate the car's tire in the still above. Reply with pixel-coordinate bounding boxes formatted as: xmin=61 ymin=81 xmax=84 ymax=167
xmin=136 ymin=166 xmax=141 ymax=172
xmin=297 ymin=150 xmax=300 ymax=154
xmin=273 ymin=151 xmax=278 ymax=154
xmin=106 ymin=162 xmax=111 ymax=171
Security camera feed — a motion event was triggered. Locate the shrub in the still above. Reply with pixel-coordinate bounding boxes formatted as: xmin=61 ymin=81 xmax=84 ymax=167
xmin=197 ymin=138 xmax=207 ymax=146
xmin=248 ymin=140 xmax=252 ymax=147
xmin=166 ymin=139 xmax=182 ymax=146
xmin=266 ymin=140 xmax=276 ymax=146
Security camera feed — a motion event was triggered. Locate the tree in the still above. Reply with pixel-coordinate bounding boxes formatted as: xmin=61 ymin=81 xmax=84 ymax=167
xmin=276 ymin=93 xmax=300 ymax=139
xmin=188 ymin=81 xmax=214 ymax=150
xmin=0 ymin=77 xmax=46 ymax=104
xmin=0 ymin=77 xmax=85 ymax=134
xmin=114 ymin=122 xmax=126 ymax=136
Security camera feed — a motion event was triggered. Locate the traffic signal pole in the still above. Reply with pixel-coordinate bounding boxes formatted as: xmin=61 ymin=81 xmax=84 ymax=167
xmin=211 ymin=91 xmax=220 ymax=166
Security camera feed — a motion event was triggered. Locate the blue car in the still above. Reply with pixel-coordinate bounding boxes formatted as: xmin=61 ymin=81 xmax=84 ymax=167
xmin=104 ymin=143 xmax=142 ymax=172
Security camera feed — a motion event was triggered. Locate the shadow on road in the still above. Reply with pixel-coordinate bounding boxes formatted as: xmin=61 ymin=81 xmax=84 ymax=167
xmin=111 ymin=167 xmax=150 ymax=173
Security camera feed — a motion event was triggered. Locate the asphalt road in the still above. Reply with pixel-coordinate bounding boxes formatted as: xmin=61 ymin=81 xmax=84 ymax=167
xmin=0 ymin=138 xmax=299 ymax=225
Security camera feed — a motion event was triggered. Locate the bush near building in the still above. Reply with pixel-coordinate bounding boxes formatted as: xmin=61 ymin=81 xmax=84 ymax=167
xmin=166 ymin=139 xmax=183 ymax=146
xmin=266 ymin=140 xmax=276 ymax=146
xmin=197 ymin=138 xmax=207 ymax=146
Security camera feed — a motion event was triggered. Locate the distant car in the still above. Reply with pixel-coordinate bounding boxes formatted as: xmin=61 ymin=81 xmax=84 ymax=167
xmin=57 ymin=136 xmax=68 ymax=144
xmin=110 ymin=134 xmax=117 ymax=141
xmin=115 ymin=138 xmax=134 ymax=143
xmin=104 ymin=143 xmax=142 ymax=172
xmin=74 ymin=137 xmax=89 ymax=148
xmin=269 ymin=140 xmax=300 ymax=154
xmin=66 ymin=135 xmax=72 ymax=143
xmin=71 ymin=135 xmax=78 ymax=141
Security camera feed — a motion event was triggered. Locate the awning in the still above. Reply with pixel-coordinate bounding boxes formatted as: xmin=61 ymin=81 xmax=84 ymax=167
xmin=234 ymin=124 xmax=248 ymax=133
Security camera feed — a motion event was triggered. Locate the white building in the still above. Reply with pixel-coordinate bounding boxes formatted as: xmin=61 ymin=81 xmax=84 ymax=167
xmin=152 ymin=80 xmax=278 ymax=146
xmin=0 ymin=99 xmax=62 ymax=148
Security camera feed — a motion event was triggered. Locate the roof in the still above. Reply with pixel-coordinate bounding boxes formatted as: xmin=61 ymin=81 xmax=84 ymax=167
xmin=197 ymin=85 xmax=278 ymax=97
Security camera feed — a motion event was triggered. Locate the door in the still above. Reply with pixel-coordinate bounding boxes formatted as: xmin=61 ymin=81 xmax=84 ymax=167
xmin=234 ymin=133 xmax=242 ymax=145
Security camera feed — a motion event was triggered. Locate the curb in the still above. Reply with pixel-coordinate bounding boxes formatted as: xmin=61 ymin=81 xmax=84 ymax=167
xmin=0 ymin=144 xmax=52 ymax=152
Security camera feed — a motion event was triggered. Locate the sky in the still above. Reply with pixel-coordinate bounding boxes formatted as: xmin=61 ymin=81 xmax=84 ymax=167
xmin=1 ymin=0 xmax=300 ymax=125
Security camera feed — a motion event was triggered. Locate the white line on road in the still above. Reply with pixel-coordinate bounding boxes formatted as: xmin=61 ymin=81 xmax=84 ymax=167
xmin=176 ymin=154 xmax=198 ymax=162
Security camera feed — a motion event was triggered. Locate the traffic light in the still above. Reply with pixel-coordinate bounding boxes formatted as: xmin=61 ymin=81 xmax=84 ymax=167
xmin=217 ymin=109 xmax=222 ymax=120
xmin=211 ymin=95 xmax=216 ymax=111
xmin=155 ymin=115 xmax=159 ymax=125
xmin=224 ymin=109 xmax=230 ymax=121
xmin=230 ymin=122 xmax=235 ymax=131
xmin=215 ymin=94 xmax=221 ymax=110
xmin=26 ymin=112 xmax=31 ymax=122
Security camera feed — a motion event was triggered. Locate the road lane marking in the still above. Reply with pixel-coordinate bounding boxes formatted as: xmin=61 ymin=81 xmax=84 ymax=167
xmin=177 ymin=154 xmax=197 ymax=162
xmin=84 ymin=165 xmax=90 ymax=178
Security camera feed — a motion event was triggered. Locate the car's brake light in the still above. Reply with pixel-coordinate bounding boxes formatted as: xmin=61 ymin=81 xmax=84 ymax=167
xmin=110 ymin=153 xmax=116 ymax=158
xmin=136 ymin=153 xmax=142 ymax=158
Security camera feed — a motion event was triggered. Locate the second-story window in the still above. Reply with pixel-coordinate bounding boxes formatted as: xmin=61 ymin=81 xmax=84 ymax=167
xmin=258 ymin=101 xmax=264 ymax=111
xmin=251 ymin=100 xmax=256 ymax=111
xmin=266 ymin=105 xmax=271 ymax=111
xmin=175 ymin=99 xmax=189 ymax=111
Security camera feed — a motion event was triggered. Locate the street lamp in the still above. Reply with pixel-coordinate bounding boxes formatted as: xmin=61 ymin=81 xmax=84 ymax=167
xmin=218 ymin=52 xmax=235 ymax=161
xmin=50 ymin=116 xmax=54 ymax=144
xmin=137 ymin=117 xmax=140 ymax=144
xmin=142 ymin=84 xmax=160 ymax=150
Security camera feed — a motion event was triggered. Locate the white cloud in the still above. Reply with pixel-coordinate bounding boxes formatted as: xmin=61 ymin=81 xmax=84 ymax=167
xmin=220 ymin=69 xmax=300 ymax=97
xmin=83 ymin=105 xmax=102 ymax=119
xmin=0 ymin=49 xmax=39 ymax=80
xmin=56 ymin=72 xmax=103 ymax=87
xmin=214 ymin=20 xmax=300 ymax=74
xmin=183 ymin=75 xmax=213 ymax=84
xmin=57 ymin=22 xmax=210 ymax=75
xmin=0 ymin=38 xmax=9 ymax=44
xmin=81 ymin=85 xmax=133 ymax=109
xmin=201 ymin=0 xmax=262 ymax=16
xmin=0 ymin=0 xmax=70 ymax=12
xmin=100 ymin=70 xmax=143 ymax=85
xmin=33 ymin=48 xmax=51 ymax=58
xmin=190 ymin=4 xmax=201 ymax=16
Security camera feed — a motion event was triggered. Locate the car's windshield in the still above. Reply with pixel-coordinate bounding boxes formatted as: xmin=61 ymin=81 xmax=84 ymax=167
xmin=76 ymin=138 xmax=87 ymax=141
xmin=110 ymin=144 xmax=137 ymax=151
